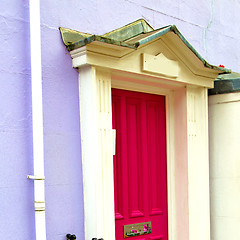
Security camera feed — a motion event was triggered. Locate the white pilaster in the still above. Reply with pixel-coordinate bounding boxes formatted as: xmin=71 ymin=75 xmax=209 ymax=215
xmin=78 ymin=65 xmax=115 ymax=240
xmin=186 ymin=87 xmax=210 ymax=240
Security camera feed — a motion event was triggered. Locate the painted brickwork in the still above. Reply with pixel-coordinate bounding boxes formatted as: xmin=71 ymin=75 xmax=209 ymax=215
xmin=0 ymin=0 xmax=239 ymax=239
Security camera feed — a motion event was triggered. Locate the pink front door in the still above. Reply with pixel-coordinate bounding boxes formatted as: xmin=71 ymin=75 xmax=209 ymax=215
xmin=112 ymin=89 xmax=168 ymax=240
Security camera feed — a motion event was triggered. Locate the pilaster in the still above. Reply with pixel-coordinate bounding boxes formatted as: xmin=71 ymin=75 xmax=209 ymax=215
xmin=78 ymin=65 xmax=115 ymax=240
xmin=186 ymin=86 xmax=210 ymax=240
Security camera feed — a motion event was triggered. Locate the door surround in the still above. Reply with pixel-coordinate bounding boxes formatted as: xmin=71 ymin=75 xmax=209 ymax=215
xmin=78 ymin=65 xmax=180 ymax=240
xmin=68 ymin=31 xmax=219 ymax=240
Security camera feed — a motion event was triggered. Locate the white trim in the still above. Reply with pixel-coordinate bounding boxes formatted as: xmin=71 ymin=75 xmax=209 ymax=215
xmin=70 ymin=41 xmax=217 ymax=88
xmin=71 ymin=47 xmax=87 ymax=67
xmin=111 ymin=75 xmax=179 ymax=240
xmin=186 ymin=87 xmax=210 ymax=240
xmin=78 ymin=68 xmax=184 ymax=240
xmin=74 ymin=41 xmax=212 ymax=240
xmin=165 ymin=91 xmax=177 ymax=240
xmin=78 ymin=66 xmax=115 ymax=240
xmin=78 ymin=67 xmax=211 ymax=240
xmin=79 ymin=65 xmax=100 ymax=239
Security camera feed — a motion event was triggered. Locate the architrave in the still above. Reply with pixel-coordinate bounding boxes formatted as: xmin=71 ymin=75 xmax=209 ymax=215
xmin=73 ymin=36 xmax=214 ymax=240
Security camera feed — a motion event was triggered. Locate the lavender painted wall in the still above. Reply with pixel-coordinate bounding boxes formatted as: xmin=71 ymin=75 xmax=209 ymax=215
xmin=0 ymin=1 xmax=35 ymax=239
xmin=0 ymin=0 xmax=84 ymax=239
xmin=0 ymin=0 xmax=240 ymax=239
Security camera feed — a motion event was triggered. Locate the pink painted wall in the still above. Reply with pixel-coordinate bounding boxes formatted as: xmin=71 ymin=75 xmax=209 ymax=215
xmin=0 ymin=0 xmax=239 ymax=239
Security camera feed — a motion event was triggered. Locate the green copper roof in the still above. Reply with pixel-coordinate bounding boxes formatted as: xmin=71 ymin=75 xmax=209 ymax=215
xmin=60 ymin=19 xmax=231 ymax=73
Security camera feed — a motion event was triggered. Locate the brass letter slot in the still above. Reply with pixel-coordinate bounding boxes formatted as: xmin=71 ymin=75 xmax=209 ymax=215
xmin=124 ymin=221 xmax=151 ymax=238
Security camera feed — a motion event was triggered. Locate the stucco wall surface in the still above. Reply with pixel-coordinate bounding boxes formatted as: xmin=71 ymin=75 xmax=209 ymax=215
xmin=209 ymin=93 xmax=240 ymax=240
xmin=0 ymin=0 xmax=240 ymax=239
xmin=0 ymin=1 xmax=35 ymax=239
xmin=0 ymin=0 xmax=84 ymax=239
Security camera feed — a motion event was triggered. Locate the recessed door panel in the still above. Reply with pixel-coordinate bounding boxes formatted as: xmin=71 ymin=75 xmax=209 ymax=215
xmin=112 ymin=96 xmax=124 ymax=220
xmin=126 ymin=98 xmax=144 ymax=218
xmin=112 ymin=89 xmax=168 ymax=240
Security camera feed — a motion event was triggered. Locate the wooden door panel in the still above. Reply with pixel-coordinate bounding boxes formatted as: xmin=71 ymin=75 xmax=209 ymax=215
xmin=126 ymin=98 xmax=145 ymax=218
xmin=112 ymin=95 xmax=124 ymax=220
xmin=147 ymin=100 xmax=167 ymax=216
xmin=112 ymin=89 xmax=168 ymax=240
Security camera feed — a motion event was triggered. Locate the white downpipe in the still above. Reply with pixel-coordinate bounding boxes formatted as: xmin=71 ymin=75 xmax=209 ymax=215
xmin=28 ymin=0 xmax=47 ymax=239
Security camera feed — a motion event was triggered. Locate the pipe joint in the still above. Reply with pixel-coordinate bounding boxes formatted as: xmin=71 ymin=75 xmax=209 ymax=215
xmin=34 ymin=201 xmax=45 ymax=212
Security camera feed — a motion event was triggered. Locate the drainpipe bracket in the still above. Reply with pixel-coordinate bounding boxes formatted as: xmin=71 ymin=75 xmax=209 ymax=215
xmin=27 ymin=175 xmax=45 ymax=180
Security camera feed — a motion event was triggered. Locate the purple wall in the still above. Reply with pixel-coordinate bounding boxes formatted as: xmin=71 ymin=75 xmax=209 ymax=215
xmin=0 ymin=0 xmax=240 ymax=239
xmin=0 ymin=0 xmax=84 ymax=239
xmin=0 ymin=1 xmax=35 ymax=239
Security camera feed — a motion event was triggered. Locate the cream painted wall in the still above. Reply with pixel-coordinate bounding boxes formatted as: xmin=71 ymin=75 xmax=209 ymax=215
xmin=209 ymin=93 xmax=240 ymax=240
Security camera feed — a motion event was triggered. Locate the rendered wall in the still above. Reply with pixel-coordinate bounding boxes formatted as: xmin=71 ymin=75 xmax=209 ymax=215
xmin=209 ymin=93 xmax=240 ymax=240
xmin=0 ymin=0 xmax=240 ymax=239
xmin=0 ymin=1 xmax=84 ymax=239
xmin=0 ymin=1 xmax=35 ymax=239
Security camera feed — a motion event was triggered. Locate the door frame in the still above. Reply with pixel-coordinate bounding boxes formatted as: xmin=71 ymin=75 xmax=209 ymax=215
xmin=111 ymin=73 xmax=178 ymax=240
xmin=71 ymin=35 xmax=214 ymax=240
xmin=78 ymin=65 xmax=191 ymax=240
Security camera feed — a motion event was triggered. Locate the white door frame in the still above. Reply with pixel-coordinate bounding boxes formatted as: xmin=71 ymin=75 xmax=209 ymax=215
xmin=72 ymin=44 xmax=213 ymax=240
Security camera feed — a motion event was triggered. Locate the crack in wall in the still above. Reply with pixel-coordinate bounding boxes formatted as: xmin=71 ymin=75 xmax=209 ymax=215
xmin=124 ymin=0 xmax=207 ymax=28
xmin=203 ymin=0 xmax=214 ymax=59
xmin=0 ymin=13 xmax=29 ymax=24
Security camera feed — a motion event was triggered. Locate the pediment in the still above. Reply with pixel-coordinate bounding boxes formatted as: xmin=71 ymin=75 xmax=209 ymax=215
xmin=60 ymin=19 xmax=231 ymax=87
